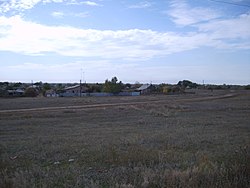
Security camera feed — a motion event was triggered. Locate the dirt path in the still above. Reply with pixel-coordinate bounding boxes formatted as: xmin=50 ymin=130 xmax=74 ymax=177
xmin=0 ymin=93 xmax=238 ymax=114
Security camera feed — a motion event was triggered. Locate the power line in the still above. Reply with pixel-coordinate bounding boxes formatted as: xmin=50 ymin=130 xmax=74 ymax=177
xmin=210 ymin=0 xmax=250 ymax=8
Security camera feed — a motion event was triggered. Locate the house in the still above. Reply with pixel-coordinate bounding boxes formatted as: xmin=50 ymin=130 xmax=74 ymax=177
xmin=7 ymin=89 xmax=25 ymax=97
xmin=136 ymin=84 xmax=154 ymax=95
xmin=61 ymin=85 xmax=88 ymax=97
xmin=45 ymin=89 xmax=58 ymax=97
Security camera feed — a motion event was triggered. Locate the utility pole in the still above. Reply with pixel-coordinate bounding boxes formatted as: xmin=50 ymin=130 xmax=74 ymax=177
xmin=83 ymin=71 xmax=85 ymax=86
xmin=80 ymin=79 xmax=82 ymax=97
xmin=80 ymin=67 xmax=84 ymax=97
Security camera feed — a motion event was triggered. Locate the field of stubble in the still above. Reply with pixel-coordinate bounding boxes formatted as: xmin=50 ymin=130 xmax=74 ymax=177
xmin=0 ymin=90 xmax=249 ymax=187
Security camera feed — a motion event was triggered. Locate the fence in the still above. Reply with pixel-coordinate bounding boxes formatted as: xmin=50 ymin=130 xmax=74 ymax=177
xmin=59 ymin=92 xmax=140 ymax=97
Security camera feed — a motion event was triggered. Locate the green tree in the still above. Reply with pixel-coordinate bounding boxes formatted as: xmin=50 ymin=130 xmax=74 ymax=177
xmin=103 ymin=77 xmax=123 ymax=93
xmin=88 ymin=85 xmax=102 ymax=93
xmin=177 ymin=80 xmax=198 ymax=88
xmin=43 ymin=83 xmax=51 ymax=91
xmin=13 ymin=82 xmax=22 ymax=88
xmin=34 ymin=81 xmax=42 ymax=87
xmin=245 ymin=85 xmax=250 ymax=90
xmin=42 ymin=83 xmax=52 ymax=96
xmin=125 ymin=83 xmax=131 ymax=89
xmin=55 ymin=83 xmax=64 ymax=94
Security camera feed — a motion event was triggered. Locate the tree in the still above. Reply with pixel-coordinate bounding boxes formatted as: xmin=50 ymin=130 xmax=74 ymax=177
xmin=43 ymin=83 xmax=51 ymax=91
xmin=87 ymin=84 xmax=102 ymax=93
xmin=0 ymin=89 xmax=8 ymax=97
xmin=0 ymin=82 xmax=9 ymax=87
xmin=177 ymin=80 xmax=198 ymax=88
xmin=41 ymin=83 xmax=51 ymax=96
xmin=134 ymin=81 xmax=141 ymax=89
xmin=245 ymin=85 xmax=250 ymax=90
xmin=111 ymin=76 xmax=118 ymax=84
xmin=125 ymin=83 xmax=131 ymax=89
xmin=103 ymin=77 xmax=123 ymax=93
xmin=25 ymin=87 xmax=38 ymax=97
xmin=34 ymin=81 xmax=42 ymax=87
xmin=13 ymin=82 xmax=22 ymax=88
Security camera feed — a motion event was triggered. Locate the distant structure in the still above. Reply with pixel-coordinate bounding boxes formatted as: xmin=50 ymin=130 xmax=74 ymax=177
xmin=136 ymin=84 xmax=154 ymax=95
xmin=45 ymin=89 xmax=58 ymax=97
xmin=7 ymin=89 xmax=25 ymax=97
xmin=62 ymin=85 xmax=88 ymax=97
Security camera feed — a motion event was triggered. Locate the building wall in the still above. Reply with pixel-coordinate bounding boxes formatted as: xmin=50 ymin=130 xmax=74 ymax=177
xmin=140 ymin=87 xmax=153 ymax=94
xmin=65 ymin=86 xmax=87 ymax=94
xmin=66 ymin=88 xmax=79 ymax=94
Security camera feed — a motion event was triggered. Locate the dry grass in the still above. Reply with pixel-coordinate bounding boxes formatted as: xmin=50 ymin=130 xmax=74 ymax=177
xmin=0 ymin=90 xmax=249 ymax=187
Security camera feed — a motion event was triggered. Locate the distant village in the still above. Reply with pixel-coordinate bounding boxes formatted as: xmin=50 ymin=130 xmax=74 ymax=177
xmin=0 ymin=77 xmax=249 ymax=98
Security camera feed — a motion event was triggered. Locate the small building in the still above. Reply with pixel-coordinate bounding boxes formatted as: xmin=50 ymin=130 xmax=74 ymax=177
xmin=7 ymin=89 xmax=25 ymax=97
xmin=61 ymin=85 xmax=88 ymax=97
xmin=45 ymin=89 xmax=58 ymax=97
xmin=136 ymin=84 xmax=154 ymax=95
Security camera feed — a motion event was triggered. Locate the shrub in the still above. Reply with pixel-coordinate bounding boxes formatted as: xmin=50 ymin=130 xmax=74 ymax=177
xmin=25 ymin=87 xmax=38 ymax=97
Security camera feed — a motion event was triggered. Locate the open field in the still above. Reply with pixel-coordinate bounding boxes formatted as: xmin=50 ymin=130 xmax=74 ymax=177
xmin=0 ymin=90 xmax=249 ymax=187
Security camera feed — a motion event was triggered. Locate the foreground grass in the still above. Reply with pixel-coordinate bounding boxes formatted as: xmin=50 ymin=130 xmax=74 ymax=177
xmin=0 ymin=92 xmax=249 ymax=187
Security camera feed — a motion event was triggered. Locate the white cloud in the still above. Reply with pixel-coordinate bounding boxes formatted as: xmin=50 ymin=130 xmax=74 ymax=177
xmin=165 ymin=0 xmax=250 ymax=50
xmin=0 ymin=15 xmax=249 ymax=60
xmin=81 ymin=1 xmax=101 ymax=6
xmin=128 ymin=1 xmax=152 ymax=9
xmin=0 ymin=0 xmax=100 ymax=14
xmin=167 ymin=0 xmax=220 ymax=26
xmin=51 ymin=11 xmax=89 ymax=18
xmin=67 ymin=0 xmax=102 ymax=6
xmin=197 ymin=13 xmax=250 ymax=39
xmin=196 ymin=12 xmax=250 ymax=50
xmin=51 ymin=11 xmax=64 ymax=18
xmin=0 ymin=0 xmax=46 ymax=13
xmin=72 ymin=12 xmax=89 ymax=18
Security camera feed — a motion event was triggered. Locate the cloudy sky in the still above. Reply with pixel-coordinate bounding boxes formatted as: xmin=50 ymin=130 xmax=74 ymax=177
xmin=0 ymin=0 xmax=250 ymax=84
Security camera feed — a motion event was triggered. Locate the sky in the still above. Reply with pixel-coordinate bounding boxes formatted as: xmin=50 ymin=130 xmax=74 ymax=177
xmin=0 ymin=0 xmax=250 ymax=84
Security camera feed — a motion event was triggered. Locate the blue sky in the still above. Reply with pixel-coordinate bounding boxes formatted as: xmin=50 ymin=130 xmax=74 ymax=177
xmin=0 ymin=0 xmax=250 ymax=84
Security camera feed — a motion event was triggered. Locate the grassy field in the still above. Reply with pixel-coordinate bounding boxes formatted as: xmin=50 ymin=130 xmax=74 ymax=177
xmin=0 ymin=90 xmax=249 ymax=187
